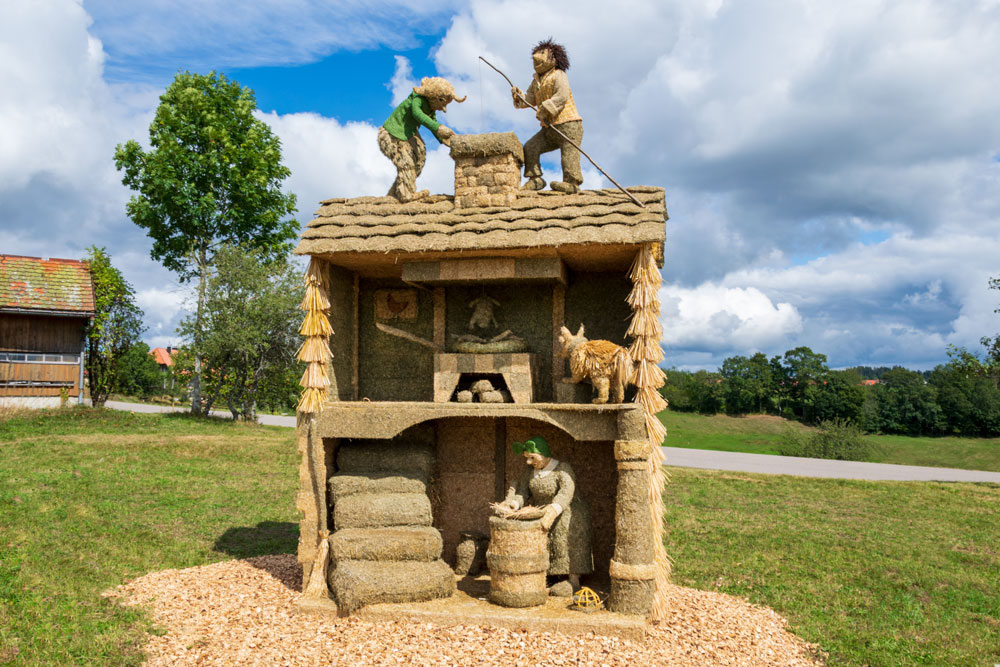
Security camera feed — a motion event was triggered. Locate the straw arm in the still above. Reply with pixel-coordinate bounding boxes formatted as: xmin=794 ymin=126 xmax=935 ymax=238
xmin=478 ymin=56 xmax=646 ymax=209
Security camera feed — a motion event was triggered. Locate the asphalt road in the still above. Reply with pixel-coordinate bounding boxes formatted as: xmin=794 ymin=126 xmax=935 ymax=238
xmin=100 ymin=401 xmax=1000 ymax=483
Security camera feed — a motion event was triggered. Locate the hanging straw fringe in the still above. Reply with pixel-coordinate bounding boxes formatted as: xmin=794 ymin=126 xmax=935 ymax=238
xmin=300 ymin=284 xmax=331 ymax=312
xmin=297 ymin=337 xmax=333 ymax=363
xmin=630 ymin=337 xmax=665 ymax=363
xmin=626 ymin=242 xmax=671 ymax=623
xmin=298 ymin=258 xmax=334 ymax=414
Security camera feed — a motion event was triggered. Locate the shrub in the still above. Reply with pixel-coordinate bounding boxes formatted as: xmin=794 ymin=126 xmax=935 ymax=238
xmin=778 ymin=420 xmax=876 ymax=461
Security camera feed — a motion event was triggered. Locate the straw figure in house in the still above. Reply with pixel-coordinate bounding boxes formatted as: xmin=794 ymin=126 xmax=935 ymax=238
xmin=495 ymin=436 xmax=593 ymax=597
xmin=511 ymin=39 xmax=584 ymax=194
xmin=379 ymin=77 xmax=466 ymax=203
xmin=558 ymin=324 xmax=634 ymax=404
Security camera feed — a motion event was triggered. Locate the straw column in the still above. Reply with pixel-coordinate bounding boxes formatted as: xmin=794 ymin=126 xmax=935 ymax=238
xmin=624 ymin=243 xmax=671 ymax=621
xmin=297 ymin=259 xmax=333 ymax=413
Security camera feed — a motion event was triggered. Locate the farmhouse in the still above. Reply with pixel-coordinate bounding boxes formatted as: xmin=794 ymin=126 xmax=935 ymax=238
xmin=0 ymin=255 xmax=94 ymax=408
xmin=293 ymin=133 xmax=670 ymax=625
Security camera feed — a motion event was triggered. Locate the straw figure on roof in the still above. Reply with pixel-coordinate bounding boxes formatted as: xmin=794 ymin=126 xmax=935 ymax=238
xmin=379 ymin=76 xmax=465 ymax=203
xmin=496 ymin=436 xmax=593 ymax=597
xmin=511 ymin=39 xmax=583 ymax=194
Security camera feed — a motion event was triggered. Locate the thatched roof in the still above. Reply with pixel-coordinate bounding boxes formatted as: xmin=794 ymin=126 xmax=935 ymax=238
xmin=295 ymin=187 xmax=666 ymax=258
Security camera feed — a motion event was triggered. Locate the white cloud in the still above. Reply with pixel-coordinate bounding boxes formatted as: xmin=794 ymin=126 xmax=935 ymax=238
xmin=388 ymin=56 xmax=417 ymax=106
xmin=660 ymin=283 xmax=803 ymax=353
xmin=82 ymin=0 xmax=464 ymax=76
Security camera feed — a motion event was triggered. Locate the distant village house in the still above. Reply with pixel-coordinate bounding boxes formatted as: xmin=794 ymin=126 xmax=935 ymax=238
xmin=0 ymin=255 xmax=94 ymax=408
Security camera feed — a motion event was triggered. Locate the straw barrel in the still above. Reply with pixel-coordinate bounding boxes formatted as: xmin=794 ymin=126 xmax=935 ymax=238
xmin=487 ymin=516 xmax=549 ymax=608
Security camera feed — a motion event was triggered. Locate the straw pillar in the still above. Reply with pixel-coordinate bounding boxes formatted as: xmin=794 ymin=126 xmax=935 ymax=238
xmin=607 ymin=438 xmax=656 ymax=614
xmin=625 ymin=243 xmax=671 ymax=621
xmin=297 ymin=259 xmax=333 ymax=413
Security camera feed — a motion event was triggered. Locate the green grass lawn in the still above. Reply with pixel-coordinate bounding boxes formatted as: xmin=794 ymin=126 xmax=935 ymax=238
xmin=1 ymin=407 xmax=998 ymax=665
xmin=660 ymin=409 xmax=1000 ymax=472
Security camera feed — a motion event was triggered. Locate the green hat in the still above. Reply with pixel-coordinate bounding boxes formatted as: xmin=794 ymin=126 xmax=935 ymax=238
xmin=512 ymin=436 xmax=550 ymax=457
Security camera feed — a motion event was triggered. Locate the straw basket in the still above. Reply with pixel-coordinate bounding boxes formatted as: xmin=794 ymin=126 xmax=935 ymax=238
xmin=487 ymin=516 xmax=549 ymax=608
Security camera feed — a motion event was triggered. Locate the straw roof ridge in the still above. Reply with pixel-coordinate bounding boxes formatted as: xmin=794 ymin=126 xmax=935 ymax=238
xmin=297 ymin=187 xmax=666 ymax=256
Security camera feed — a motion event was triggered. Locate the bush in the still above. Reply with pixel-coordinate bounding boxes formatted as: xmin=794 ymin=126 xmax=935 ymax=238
xmin=778 ymin=420 xmax=876 ymax=461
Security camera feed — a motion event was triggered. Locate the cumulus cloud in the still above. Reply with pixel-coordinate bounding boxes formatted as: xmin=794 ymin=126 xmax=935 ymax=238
xmin=431 ymin=0 xmax=1000 ymax=369
xmin=660 ymin=283 xmax=803 ymax=353
xmin=5 ymin=1 xmax=1000 ymax=372
xmin=83 ymin=0 xmax=464 ymax=78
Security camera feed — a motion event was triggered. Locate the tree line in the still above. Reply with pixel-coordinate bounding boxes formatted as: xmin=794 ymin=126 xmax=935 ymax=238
xmin=662 ymin=342 xmax=1000 ymax=437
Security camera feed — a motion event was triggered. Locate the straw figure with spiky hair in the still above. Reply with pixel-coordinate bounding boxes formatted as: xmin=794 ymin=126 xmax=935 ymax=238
xmin=379 ymin=76 xmax=466 ymax=203
xmin=511 ymin=39 xmax=584 ymax=194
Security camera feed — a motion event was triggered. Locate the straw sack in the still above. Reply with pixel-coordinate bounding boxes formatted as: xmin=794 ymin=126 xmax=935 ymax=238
xmin=329 ymin=559 xmax=456 ymax=613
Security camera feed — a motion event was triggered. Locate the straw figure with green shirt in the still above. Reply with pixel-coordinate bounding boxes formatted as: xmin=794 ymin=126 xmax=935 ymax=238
xmin=497 ymin=435 xmax=593 ymax=596
xmin=379 ymin=76 xmax=465 ymax=203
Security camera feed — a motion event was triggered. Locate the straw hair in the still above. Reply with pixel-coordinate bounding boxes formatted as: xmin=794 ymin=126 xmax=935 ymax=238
xmin=626 ymin=243 xmax=671 ymax=622
xmin=297 ymin=258 xmax=334 ymax=413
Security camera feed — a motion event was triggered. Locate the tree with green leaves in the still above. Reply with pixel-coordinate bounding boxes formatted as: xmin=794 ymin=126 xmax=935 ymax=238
xmin=112 ymin=342 xmax=166 ymax=399
xmin=85 ymin=247 xmax=145 ymax=408
xmin=114 ymin=71 xmax=298 ymax=415
xmin=779 ymin=346 xmax=829 ymax=421
xmin=177 ymin=244 xmax=302 ymax=421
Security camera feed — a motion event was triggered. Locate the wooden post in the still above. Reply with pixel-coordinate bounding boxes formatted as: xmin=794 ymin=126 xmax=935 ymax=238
xmin=352 ymin=272 xmax=360 ymax=401
xmin=607 ymin=438 xmax=656 ymax=615
xmin=433 ymin=287 xmax=446 ymax=350
xmin=551 ymin=283 xmax=565 ymax=401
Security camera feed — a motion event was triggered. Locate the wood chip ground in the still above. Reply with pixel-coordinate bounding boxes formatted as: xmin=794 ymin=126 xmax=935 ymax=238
xmin=106 ymin=555 xmax=822 ymax=665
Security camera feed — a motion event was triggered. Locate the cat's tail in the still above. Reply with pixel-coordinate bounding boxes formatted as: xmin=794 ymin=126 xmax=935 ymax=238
xmin=612 ymin=346 xmax=635 ymax=390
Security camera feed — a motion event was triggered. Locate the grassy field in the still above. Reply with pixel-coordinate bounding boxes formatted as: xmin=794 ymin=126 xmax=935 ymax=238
xmin=660 ymin=409 xmax=1000 ymax=472
xmin=1 ymin=408 xmax=998 ymax=665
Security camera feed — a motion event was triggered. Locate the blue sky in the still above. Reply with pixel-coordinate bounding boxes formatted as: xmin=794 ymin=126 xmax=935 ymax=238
xmin=2 ymin=0 xmax=1000 ymax=371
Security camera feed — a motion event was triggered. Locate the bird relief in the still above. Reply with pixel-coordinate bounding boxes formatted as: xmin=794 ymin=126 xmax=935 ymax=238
xmin=374 ymin=289 xmax=417 ymax=320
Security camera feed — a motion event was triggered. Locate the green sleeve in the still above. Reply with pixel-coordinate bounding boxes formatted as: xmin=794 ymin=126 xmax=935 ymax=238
xmin=410 ymin=96 xmax=442 ymax=138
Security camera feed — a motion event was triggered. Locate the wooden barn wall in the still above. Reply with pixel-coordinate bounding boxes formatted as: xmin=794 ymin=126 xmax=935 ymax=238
xmin=326 ymin=264 xmax=356 ymax=401
xmin=357 ymin=278 xmax=435 ymax=401
xmin=563 ymin=272 xmax=633 ymax=348
xmin=445 ymin=284 xmax=553 ymax=400
xmin=0 ymin=362 xmax=79 ymax=396
xmin=0 ymin=314 xmax=85 ymax=353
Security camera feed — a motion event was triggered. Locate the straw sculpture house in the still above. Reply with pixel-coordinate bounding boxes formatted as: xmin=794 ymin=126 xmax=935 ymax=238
xmin=293 ymin=132 xmax=669 ymax=620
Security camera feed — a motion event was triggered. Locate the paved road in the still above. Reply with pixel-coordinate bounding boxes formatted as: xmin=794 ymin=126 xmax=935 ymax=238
xmin=102 ymin=400 xmax=297 ymax=428
xmin=100 ymin=401 xmax=1000 ymax=483
xmin=662 ymin=446 xmax=1000 ymax=483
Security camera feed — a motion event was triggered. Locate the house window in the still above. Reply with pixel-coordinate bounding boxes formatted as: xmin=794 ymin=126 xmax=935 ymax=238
xmin=0 ymin=352 xmax=80 ymax=364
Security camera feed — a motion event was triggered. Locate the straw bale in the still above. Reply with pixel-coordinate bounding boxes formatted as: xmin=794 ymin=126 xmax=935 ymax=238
xmin=336 ymin=441 xmax=435 ymax=477
xmin=449 ymin=132 xmax=524 ymax=163
xmin=333 ymin=492 xmax=433 ymax=529
xmin=329 ymin=527 xmax=442 ymax=562
xmin=328 ymin=472 xmax=427 ymax=499
xmin=328 ymin=559 xmax=455 ymax=613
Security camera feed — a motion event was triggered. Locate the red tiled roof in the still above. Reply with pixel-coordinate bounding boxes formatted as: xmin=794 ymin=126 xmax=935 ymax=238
xmin=151 ymin=347 xmax=175 ymax=366
xmin=0 ymin=255 xmax=95 ymax=314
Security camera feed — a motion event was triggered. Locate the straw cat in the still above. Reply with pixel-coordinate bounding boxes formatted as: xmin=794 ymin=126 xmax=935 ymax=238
xmin=557 ymin=325 xmax=633 ymax=404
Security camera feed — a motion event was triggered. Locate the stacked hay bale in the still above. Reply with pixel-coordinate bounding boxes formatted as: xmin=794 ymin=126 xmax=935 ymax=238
xmin=327 ymin=438 xmax=455 ymax=612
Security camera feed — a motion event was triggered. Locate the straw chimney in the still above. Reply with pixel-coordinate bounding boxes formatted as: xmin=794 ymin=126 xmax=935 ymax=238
xmin=449 ymin=132 xmax=524 ymax=208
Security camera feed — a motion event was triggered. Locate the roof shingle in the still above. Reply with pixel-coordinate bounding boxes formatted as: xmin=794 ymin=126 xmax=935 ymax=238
xmin=0 ymin=255 xmax=95 ymax=314
xmin=295 ymin=187 xmax=666 ymax=256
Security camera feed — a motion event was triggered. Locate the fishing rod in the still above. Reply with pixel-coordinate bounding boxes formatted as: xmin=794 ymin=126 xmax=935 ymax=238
xmin=478 ymin=55 xmax=645 ymax=209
